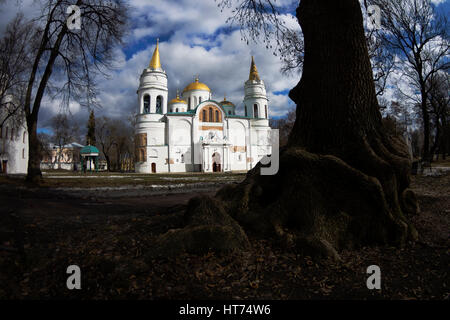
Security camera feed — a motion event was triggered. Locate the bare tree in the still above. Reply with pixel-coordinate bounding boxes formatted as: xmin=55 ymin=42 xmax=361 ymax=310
xmin=0 ymin=14 xmax=33 ymax=129
xmin=16 ymin=0 xmax=129 ymax=182
xmin=368 ymin=0 xmax=449 ymax=162
xmin=269 ymin=108 xmax=295 ymax=146
xmin=427 ymin=72 xmax=450 ymax=159
xmin=96 ymin=116 xmax=133 ymax=171
xmin=48 ymin=113 xmax=77 ymax=168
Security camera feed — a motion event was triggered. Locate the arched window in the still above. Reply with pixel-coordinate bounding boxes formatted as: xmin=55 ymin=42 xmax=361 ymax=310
xmin=199 ymin=97 xmax=202 ymax=104
xmin=5 ymin=127 xmax=8 ymax=139
xmin=181 ymin=154 xmax=185 ymax=163
xmin=188 ymin=97 xmax=191 ymax=109
xmin=265 ymin=105 xmax=268 ymax=119
xmin=202 ymin=109 xmax=206 ymax=121
xmin=245 ymin=108 xmax=247 ymax=117
xmin=176 ymin=108 xmax=179 ymax=113
xmin=11 ymin=128 xmax=14 ymax=140
xmin=253 ymin=104 xmax=258 ymax=118
xmin=0 ymin=126 xmax=2 ymax=138
xmin=209 ymin=108 xmax=213 ymax=122
xmin=143 ymin=95 xmax=150 ymax=113
xmin=156 ymin=96 xmax=163 ymax=114
xmin=22 ymin=148 xmax=25 ymax=159
xmin=215 ymin=110 xmax=219 ymax=122
xmin=23 ymin=132 xmax=26 ymax=143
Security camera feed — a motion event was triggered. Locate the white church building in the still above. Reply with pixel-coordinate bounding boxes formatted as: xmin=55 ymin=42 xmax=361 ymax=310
xmin=134 ymin=41 xmax=272 ymax=173
xmin=0 ymin=95 xmax=28 ymax=174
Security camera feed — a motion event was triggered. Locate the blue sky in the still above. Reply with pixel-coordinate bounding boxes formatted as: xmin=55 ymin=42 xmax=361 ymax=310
xmin=0 ymin=0 xmax=448 ymax=133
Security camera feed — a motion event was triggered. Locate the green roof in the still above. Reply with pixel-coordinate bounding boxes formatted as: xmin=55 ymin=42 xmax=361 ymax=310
xmin=80 ymin=145 xmax=100 ymax=154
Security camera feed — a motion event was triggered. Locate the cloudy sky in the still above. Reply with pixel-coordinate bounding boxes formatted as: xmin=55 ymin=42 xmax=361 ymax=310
xmin=0 ymin=0 xmax=448 ymax=134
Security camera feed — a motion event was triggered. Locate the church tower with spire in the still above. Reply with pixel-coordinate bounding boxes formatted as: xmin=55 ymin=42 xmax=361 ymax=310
xmin=137 ymin=39 xmax=168 ymax=115
xmin=244 ymin=56 xmax=269 ymax=119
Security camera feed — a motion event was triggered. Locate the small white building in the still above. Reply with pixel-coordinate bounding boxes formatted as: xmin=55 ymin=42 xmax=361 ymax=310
xmin=40 ymin=142 xmax=84 ymax=171
xmin=135 ymin=41 xmax=273 ymax=173
xmin=0 ymin=95 xmax=28 ymax=174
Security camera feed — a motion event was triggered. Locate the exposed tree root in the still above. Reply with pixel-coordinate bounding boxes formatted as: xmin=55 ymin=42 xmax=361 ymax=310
xmin=148 ymin=144 xmax=418 ymax=260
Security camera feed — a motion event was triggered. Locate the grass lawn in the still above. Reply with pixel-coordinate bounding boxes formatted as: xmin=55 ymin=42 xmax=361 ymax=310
xmin=0 ymin=170 xmax=247 ymax=188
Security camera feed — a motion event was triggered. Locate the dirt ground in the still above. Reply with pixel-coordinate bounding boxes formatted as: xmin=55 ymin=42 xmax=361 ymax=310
xmin=0 ymin=172 xmax=448 ymax=300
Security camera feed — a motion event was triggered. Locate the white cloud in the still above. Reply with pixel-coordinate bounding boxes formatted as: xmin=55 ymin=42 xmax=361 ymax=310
xmin=430 ymin=0 xmax=447 ymax=5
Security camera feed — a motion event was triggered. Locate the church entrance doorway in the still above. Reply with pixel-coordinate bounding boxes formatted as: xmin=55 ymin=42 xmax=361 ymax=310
xmin=151 ymin=162 xmax=156 ymax=173
xmin=212 ymin=152 xmax=221 ymax=172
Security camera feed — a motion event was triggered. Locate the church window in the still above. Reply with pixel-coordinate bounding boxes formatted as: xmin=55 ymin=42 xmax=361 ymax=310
xmin=265 ymin=105 xmax=268 ymax=119
xmin=209 ymin=108 xmax=213 ymax=122
xmin=253 ymin=104 xmax=258 ymax=118
xmin=143 ymin=95 xmax=150 ymax=113
xmin=0 ymin=126 xmax=2 ymax=138
xmin=176 ymin=108 xmax=179 ymax=112
xmin=245 ymin=108 xmax=247 ymax=117
xmin=215 ymin=110 xmax=219 ymax=122
xmin=156 ymin=96 xmax=163 ymax=114
xmin=11 ymin=128 xmax=14 ymax=140
xmin=181 ymin=154 xmax=184 ymax=163
xmin=23 ymin=132 xmax=26 ymax=143
xmin=22 ymin=148 xmax=25 ymax=159
xmin=188 ymin=97 xmax=191 ymax=109
xmin=199 ymin=97 xmax=202 ymax=104
xmin=202 ymin=109 xmax=206 ymax=121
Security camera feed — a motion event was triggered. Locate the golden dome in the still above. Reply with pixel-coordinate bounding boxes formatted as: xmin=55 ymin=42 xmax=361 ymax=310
xmin=220 ymin=95 xmax=234 ymax=106
xmin=183 ymin=76 xmax=211 ymax=93
xmin=169 ymin=91 xmax=187 ymax=104
xmin=169 ymin=97 xmax=187 ymax=104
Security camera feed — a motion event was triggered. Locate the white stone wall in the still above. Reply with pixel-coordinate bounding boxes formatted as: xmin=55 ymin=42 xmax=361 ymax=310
xmin=0 ymin=123 xmax=28 ymax=174
xmin=182 ymin=89 xmax=211 ymax=110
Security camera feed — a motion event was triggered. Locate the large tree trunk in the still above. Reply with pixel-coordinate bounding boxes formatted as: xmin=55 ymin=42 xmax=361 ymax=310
xmin=26 ymin=116 xmax=42 ymax=183
xmin=147 ymin=0 xmax=418 ymax=260
xmin=420 ymin=93 xmax=431 ymax=162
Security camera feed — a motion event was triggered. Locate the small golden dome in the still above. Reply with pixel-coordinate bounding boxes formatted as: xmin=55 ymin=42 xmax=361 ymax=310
xmin=220 ymin=94 xmax=234 ymax=106
xmin=169 ymin=98 xmax=187 ymax=104
xmin=183 ymin=76 xmax=210 ymax=93
xmin=169 ymin=90 xmax=187 ymax=104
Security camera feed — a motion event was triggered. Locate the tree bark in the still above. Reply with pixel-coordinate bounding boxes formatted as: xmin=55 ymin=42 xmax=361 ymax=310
xmin=420 ymin=92 xmax=431 ymax=162
xmin=147 ymin=0 xmax=419 ymax=260
xmin=26 ymin=117 xmax=42 ymax=183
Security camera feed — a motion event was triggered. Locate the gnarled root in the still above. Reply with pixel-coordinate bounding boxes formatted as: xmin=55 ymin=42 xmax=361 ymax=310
xmin=149 ymin=142 xmax=418 ymax=260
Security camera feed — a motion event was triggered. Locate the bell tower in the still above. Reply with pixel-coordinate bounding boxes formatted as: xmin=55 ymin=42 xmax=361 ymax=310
xmin=137 ymin=39 xmax=168 ymax=115
xmin=243 ymin=56 xmax=269 ymax=119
